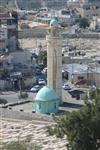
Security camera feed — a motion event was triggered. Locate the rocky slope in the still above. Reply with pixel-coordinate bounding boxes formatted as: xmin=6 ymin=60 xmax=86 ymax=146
xmin=0 ymin=119 xmax=67 ymax=150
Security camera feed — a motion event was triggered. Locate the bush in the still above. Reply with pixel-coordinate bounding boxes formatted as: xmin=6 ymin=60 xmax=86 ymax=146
xmin=3 ymin=141 xmax=27 ymax=150
xmin=2 ymin=141 xmax=42 ymax=150
xmin=47 ymin=90 xmax=100 ymax=150
xmin=18 ymin=92 xmax=28 ymax=99
xmin=0 ymin=98 xmax=8 ymax=104
xmin=0 ymin=69 xmax=9 ymax=79
xmin=79 ymin=17 xmax=90 ymax=29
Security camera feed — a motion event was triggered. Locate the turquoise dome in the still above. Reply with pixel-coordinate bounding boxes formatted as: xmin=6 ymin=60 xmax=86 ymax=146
xmin=50 ymin=18 xmax=58 ymax=27
xmin=35 ymin=86 xmax=59 ymax=101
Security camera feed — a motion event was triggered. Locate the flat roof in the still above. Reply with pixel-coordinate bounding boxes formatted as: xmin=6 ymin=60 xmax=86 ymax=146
xmin=63 ymin=63 xmax=88 ymax=74
xmin=63 ymin=63 xmax=100 ymax=74
xmin=0 ymin=13 xmax=14 ymax=20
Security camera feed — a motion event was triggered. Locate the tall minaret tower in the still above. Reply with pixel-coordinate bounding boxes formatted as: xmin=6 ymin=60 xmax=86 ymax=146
xmin=46 ymin=19 xmax=62 ymax=104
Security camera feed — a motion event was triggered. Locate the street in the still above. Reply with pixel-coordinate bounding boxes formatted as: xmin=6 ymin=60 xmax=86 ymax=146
xmin=0 ymin=91 xmax=36 ymax=104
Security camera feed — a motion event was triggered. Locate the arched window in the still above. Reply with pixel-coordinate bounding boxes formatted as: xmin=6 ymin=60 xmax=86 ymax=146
xmin=39 ymin=103 xmax=41 ymax=109
xmin=54 ymin=103 xmax=57 ymax=109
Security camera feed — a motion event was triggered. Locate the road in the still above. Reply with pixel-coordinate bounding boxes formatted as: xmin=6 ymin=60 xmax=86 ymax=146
xmin=0 ymin=89 xmax=84 ymax=106
xmin=61 ymin=89 xmax=84 ymax=112
xmin=0 ymin=91 xmax=36 ymax=104
xmin=0 ymin=89 xmax=85 ymax=121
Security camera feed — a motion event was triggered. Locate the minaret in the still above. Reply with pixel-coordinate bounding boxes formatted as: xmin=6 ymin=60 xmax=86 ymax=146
xmin=46 ymin=19 xmax=62 ymax=104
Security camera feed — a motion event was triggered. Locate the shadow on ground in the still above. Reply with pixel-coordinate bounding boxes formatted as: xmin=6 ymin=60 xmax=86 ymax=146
xmin=61 ymin=102 xmax=83 ymax=109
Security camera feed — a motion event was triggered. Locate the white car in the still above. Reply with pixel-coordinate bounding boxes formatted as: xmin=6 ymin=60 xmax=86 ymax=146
xmin=30 ymin=85 xmax=40 ymax=92
xmin=42 ymin=67 xmax=47 ymax=74
xmin=62 ymin=84 xmax=71 ymax=90
xmin=38 ymin=79 xmax=46 ymax=85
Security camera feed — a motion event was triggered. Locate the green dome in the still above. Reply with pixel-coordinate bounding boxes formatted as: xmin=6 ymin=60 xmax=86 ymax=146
xmin=35 ymin=86 xmax=59 ymax=101
xmin=50 ymin=18 xmax=58 ymax=27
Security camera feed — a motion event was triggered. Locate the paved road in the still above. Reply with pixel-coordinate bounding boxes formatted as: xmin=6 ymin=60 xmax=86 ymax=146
xmin=62 ymin=90 xmax=84 ymax=105
xmin=0 ymin=91 xmax=36 ymax=104
xmin=61 ymin=89 xmax=84 ymax=112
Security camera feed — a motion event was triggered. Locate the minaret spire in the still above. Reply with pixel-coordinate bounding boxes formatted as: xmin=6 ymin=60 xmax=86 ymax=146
xmin=46 ymin=18 xmax=62 ymax=104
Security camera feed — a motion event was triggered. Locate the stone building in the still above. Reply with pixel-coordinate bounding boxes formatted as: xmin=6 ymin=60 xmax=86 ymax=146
xmin=78 ymin=1 xmax=100 ymax=20
xmin=0 ymin=9 xmax=18 ymax=52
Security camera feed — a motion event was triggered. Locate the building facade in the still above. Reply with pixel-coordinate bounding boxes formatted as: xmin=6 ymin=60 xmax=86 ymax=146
xmin=0 ymin=10 xmax=18 ymax=52
xmin=78 ymin=2 xmax=100 ymax=19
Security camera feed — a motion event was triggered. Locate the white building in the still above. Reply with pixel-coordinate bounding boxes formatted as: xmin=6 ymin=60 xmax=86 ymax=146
xmin=0 ymin=27 xmax=7 ymax=50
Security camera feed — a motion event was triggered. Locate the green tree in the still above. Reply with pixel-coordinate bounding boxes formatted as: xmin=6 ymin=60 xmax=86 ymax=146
xmin=47 ymin=90 xmax=100 ymax=150
xmin=79 ymin=18 xmax=90 ymax=29
xmin=37 ymin=51 xmax=47 ymax=65
xmin=0 ymin=69 xmax=9 ymax=79
xmin=0 ymin=98 xmax=8 ymax=105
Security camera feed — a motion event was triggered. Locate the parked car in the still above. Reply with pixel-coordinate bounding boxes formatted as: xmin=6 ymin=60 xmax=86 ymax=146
xmin=42 ymin=67 xmax=47 ymax=74
xmin=68 ymin=89 xmax=84 ymax=100
xmin=38 ymin=78 xmax=46 ymax=85
xmin=30 ymin=85 xmax=41 ymax=92
xmin=62 ymin=84 xmax=71 ymax=90
xmin=38 ymin=64 xmax=45 ymax=70
xmin=75 ymin=79 xmax=87 ymax=85
xmin=35 ymin=69 xmax=42 ymax=75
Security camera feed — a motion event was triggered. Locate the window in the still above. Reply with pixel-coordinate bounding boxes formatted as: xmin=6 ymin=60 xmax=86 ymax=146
xmin=54 ymin=103 xmax=57 ymax=109
xmin=39 ymin=103 xmax=41 ymax=109
xmin=78 ymin=76 xmax=84 ymax=80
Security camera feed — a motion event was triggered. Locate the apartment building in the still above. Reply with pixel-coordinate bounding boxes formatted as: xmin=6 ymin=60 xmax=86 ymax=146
xmin=0 ymin=9 xmax=18 ymax=52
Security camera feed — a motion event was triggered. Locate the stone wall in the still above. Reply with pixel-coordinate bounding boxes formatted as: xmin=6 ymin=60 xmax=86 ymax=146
xmin=18 ymin=29 xmax=47 ymax=39
xmin=18 ymin=29 xmax=100 ymax=39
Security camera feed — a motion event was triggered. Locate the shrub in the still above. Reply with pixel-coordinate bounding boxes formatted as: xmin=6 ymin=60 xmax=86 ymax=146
xmin=0 ymin=98 xmax=8 ymax=104
xmin=18 ymin=92 xmax=28 ymax=99
xmin=2 ymin=141 xmax=42 ymax=150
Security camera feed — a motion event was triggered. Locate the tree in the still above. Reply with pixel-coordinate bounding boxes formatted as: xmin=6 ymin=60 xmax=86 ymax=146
xmin=18 ymin=92 xmax=28 ymax=99
xmin=0 ymin=98 xmax=8 ymax=105
xmin=0 ymin=69 xmax=9 ymax=79
xmin=47 ymin=90 xmax=100 ymax=150
xmin=37 ymin=51 xmax=47 ymax=65
xmin=79 ymin=18 xmax=90 ymax=29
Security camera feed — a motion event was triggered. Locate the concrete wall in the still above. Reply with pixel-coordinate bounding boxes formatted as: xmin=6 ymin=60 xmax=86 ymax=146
xmin=18 ymin=29 xmax=100 ymax=39
xmin=63 ymin=56 xmax=91 ymax=64
xmin=35 ymin=100 xmax=59 ymax=114
xmin=62 ymin=33 xmax=100 ymax=39
xmin=11 ymin=51 xmax=31 ymax=65
xmin=18 ymin=29 xmax=47 ymax=39
xmin=0 ymin=80 xmax=11 ymax=90
xmin=93 ymin=73 xmax=100 ymax=88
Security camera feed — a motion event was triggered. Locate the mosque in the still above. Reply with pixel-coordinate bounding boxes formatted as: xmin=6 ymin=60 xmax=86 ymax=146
xmin=35 ymin=18 xmax=62 ymax=114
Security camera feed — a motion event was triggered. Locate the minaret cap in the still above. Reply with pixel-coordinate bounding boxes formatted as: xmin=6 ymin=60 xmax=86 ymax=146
xmin=50 ymin=18 xmax=58 ymax=27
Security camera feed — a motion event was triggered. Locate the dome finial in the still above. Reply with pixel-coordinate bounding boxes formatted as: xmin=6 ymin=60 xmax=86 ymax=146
xmin=50 ymin=18 xmax=58 ymax=27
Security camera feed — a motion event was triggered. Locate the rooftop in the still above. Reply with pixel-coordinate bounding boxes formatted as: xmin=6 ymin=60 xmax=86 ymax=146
xmin=63 ymin=63 xmax=100 ymax=74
